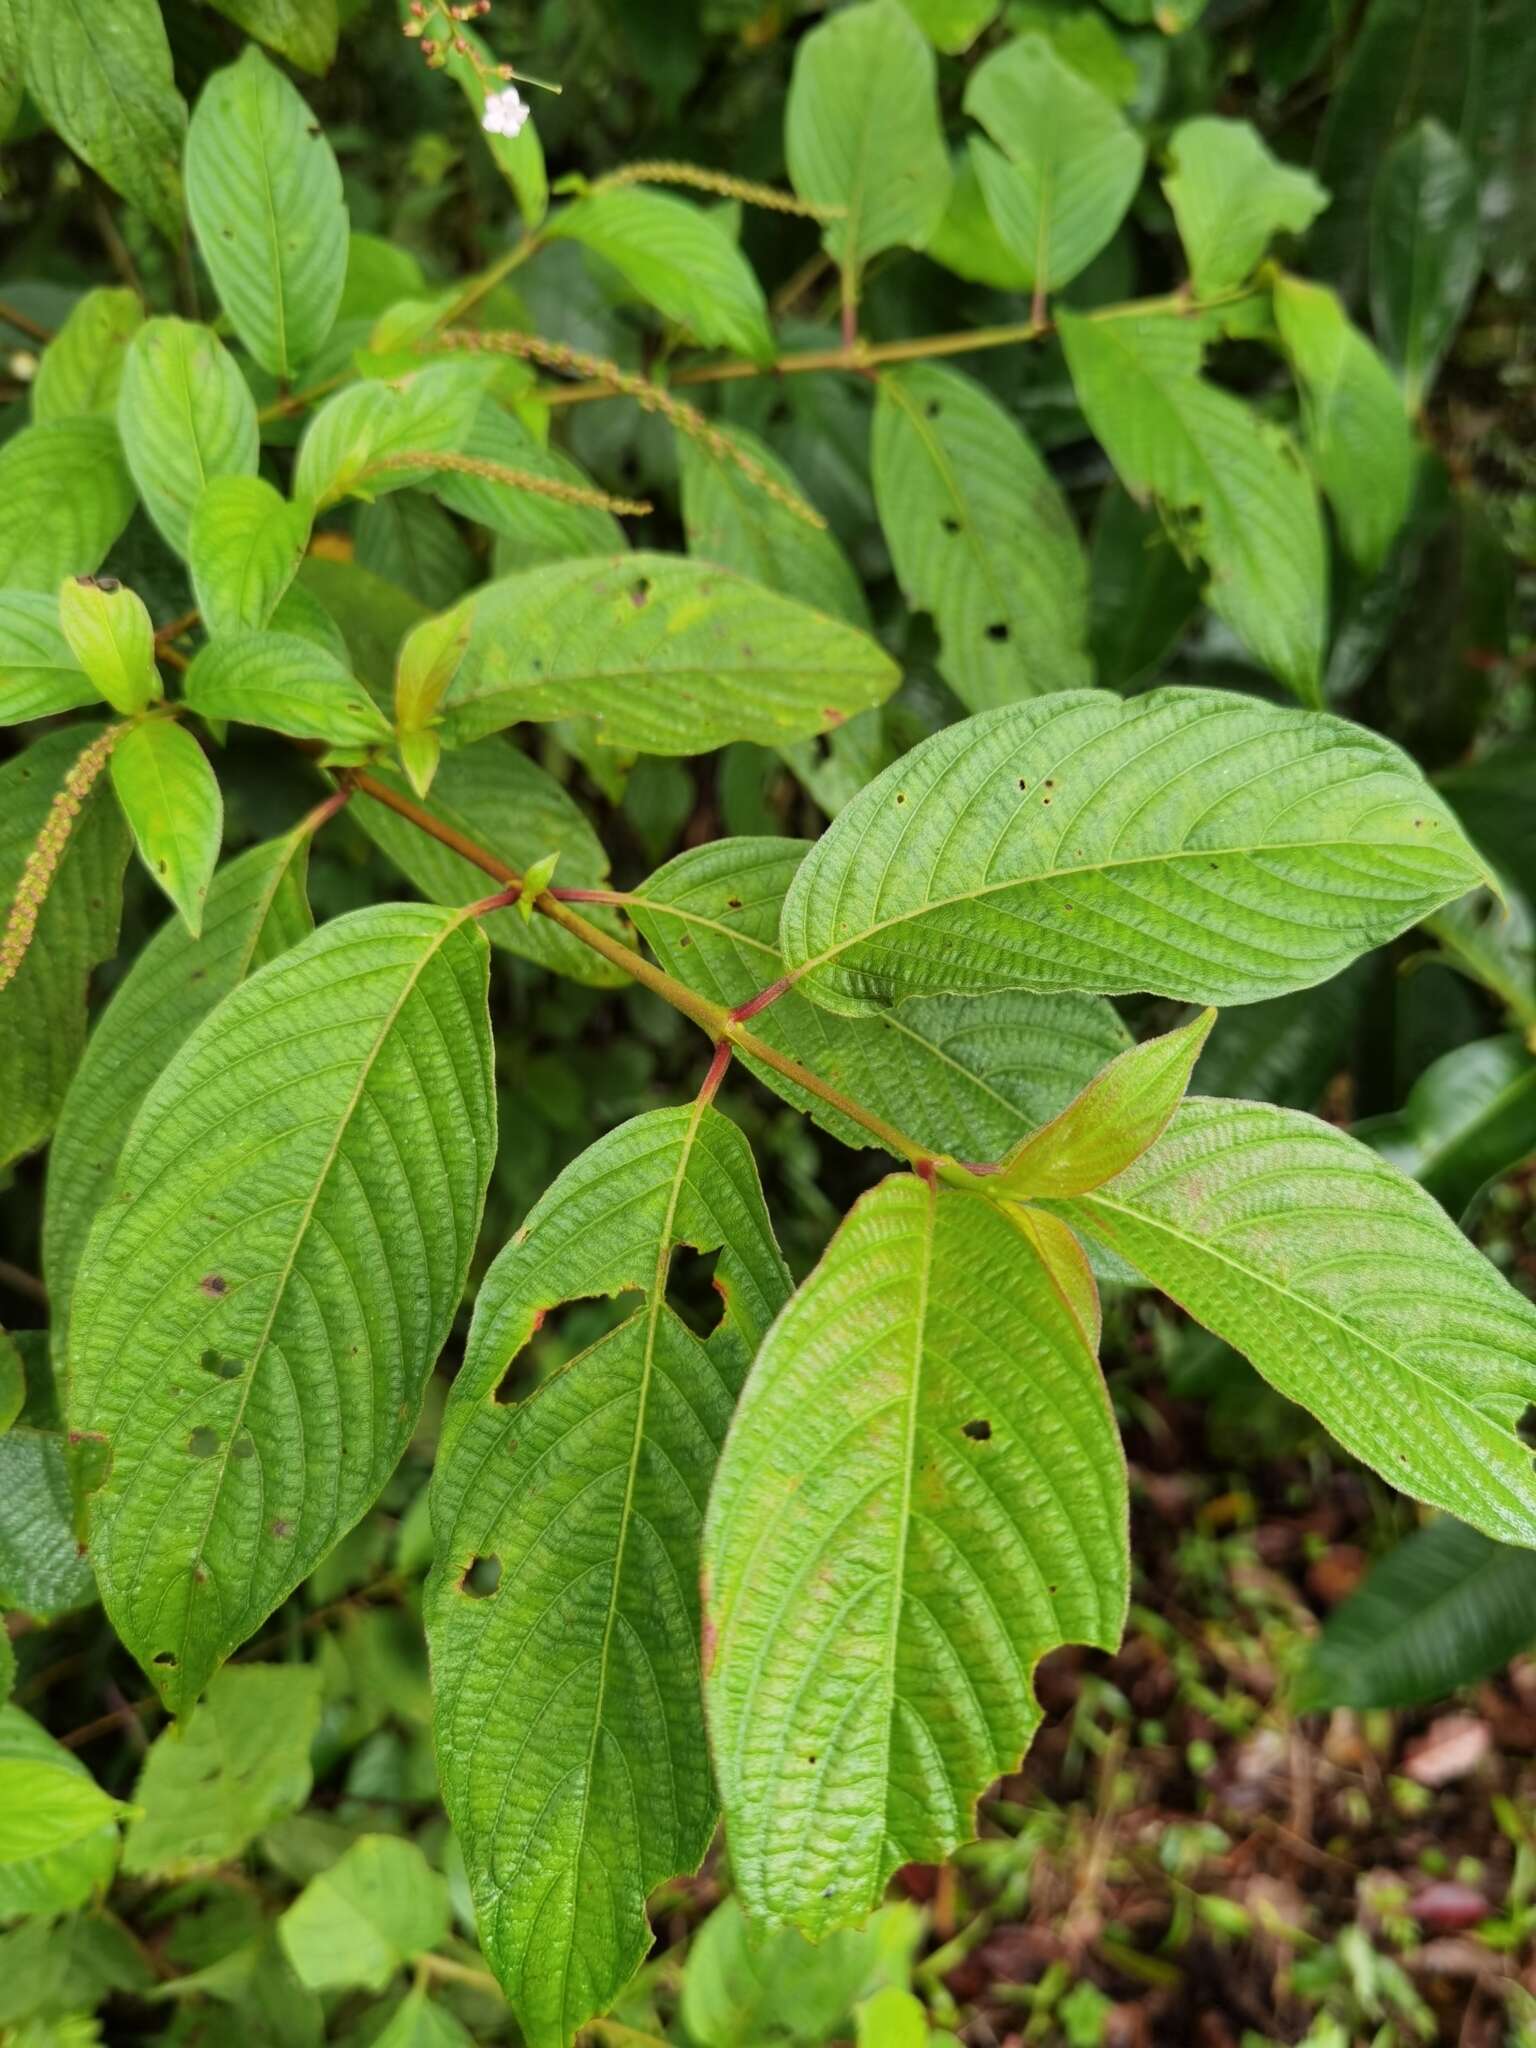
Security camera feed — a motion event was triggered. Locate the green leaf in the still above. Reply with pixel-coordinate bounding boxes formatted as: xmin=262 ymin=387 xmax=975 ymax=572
xmin=68 ymin=902 xmax=495 ymax=1710
xmin=109 ymin=720 xmax=223 ymax=937
xmin=1312 ymin=0 xmax=1479 ymax=290
xmin=779 ymin=690 xmax=1483 ymax=1015
xmin=682 ymin=1897 xmax=909 ymax=2048
xmin=31 ymin=288 xmax=144 ymax=423
xmin=898 ymin=0 xmax=1001 ymax=53
xmin=1162 ymin=118 xmax=1327 ymax=295
xmin=58 ymin=576 xmax=158 ymax=716
xmin=1370 ymin=119 xmax=1481 ymax=413
xmin=1357 ymin=1034 xmax=1536 ymax=1221
xmin=438 ymin=554 xmax=899 ymax=755
xmin=0 ymin=1429 xmax=97 ymax=1619
xmin=371 ymin=1986 xmax=476 ymax=2048
xmin=205 ymin=0 xmax=339 ymax=75
xmin=118 ymin=319 xmax=260 ymax=558
xmin=872 ymin=364 xmax=1091 ymax=709
xmin=630 ymin=837 xmax=1131 ymax=1159
xmin=278 ymin=1835 xmax=449 ymax=1992
xmin=965 ymin=36 xmax=1145 ymax=293
xmin=680 ymin=420 xmax=867 ymax=629
xmin=927 ymin=149 xmax=1032 ymax=292
xmin=0 ymin=1707 xmax=121 ymax=1917
xmin=184 ymin=630 xmax=394 ymax=748
xmin=1087 ymin=485 xmax=1201 ymax=692
xmin=186 ymin=47 xmax=348 ymax=381
xmin=123 ymin=1665 xmax=323 ymax=1876
xmin=190 ymin=476 xmax=314 ymax=638
xmin=0 ymin=0 xmax=23 ymax=140
xmin=786 ymin=0 xmax=953 ymax=278
xmin=0 ymin=592 xmax=98 ymax=725
xmin=294 ymin=363 xmax=491 ymax=509
xmin=44 ymin=831 xmax=313 ymax=1330
xmin=1047 ymin=1098 xmax=1536 ymax=1546
xmin=1295 ymin=1517 xmax=1536 ymax=1712
xmin=550 ymin=187 xmax=773 ymax=362
xmin=357 ymin=492 xmax=472 ymax=612
xmin=0 ymin=418 xmax=136 ymax=592
xmin=0 ymin=726 xmax=130 ymax=1170
xmin=858 ymin=1988 xmax=929 ymax=2048
xmin=433 ymin=401 xmax=624 ymax=568
xmin=428 ymin=1105 xmax=790 ymax=2047
xmin=1058 ymin=309 xmax=1328 ymax=702
xmin=705 ymin=1177 xmax=1127 ymax=1935
xmin=991 ymin=1010 xmax=1214 ymax=1200
xmin=1272 ymin=273 xmax=1414 ymax=575
xmin=23 ymin=0 xmax=186 ymax=241
xmin=352 ymin=741 xmax=629 ymax=988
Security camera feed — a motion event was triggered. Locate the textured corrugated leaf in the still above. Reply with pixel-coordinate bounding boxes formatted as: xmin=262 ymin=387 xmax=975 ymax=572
xmin=184 ymin=630 xmax=394 ymax=747
xmin=429 ymin=1106 xmax=789 ymax=2048
xmin=118 ymin=320 xmax=260 ymax=558
xmin=0 ymin=419 xmax=135 ymax=591
xmin=69 ymin=903 xmax=495 ymax=1710
xmin=1048 ymin=1098 xmax=1536 ymax=1545
xmin=705 ymin=1177 xmax=1127 ymax=1933
xmin=0 ymin=593 xmax=98 ymax=724
xmin=190 ymin=476 xmax=313 ymax=637
xmin=109 ymin=720 xmax=223 ymax=936
xmin=31 ymin=288 xmax=143 ymax=423
xmin=780 ymin=690 xmax=1483 ymax=1016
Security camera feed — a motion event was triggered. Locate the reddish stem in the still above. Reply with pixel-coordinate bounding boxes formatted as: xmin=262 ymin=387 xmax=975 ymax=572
xmin=698 ymin=1040 xmax=733 ymax=1106
xmin=729 ymin=975 xmax=793 ymax=1023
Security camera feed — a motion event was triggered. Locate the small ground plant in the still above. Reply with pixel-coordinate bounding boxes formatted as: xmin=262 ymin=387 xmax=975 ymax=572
xmin=2 ymin=2 xmax=1533 ymax=2044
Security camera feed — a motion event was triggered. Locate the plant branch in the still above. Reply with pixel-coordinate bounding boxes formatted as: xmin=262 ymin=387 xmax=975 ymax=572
xmin=0 ymin=296 xmax=54 ymax=344
xmin=344 ymin=769 xmax=939 ymax=1168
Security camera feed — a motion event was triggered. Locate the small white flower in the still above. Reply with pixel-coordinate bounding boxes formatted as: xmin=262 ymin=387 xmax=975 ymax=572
xmin=482 ymin=85 xmax=529 ymax=139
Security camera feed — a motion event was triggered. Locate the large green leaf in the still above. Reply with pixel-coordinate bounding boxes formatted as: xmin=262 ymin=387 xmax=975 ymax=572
xmin=352 ymin=740 xmax=629 ymax=988
xmin=786 ymin=0 xmax=952 ymax=278
xmin=1357 ymin=1034 xmax=1536 ymax=1221
xmin=965 ymin=35 xmax=1144 ymax=292
xmin=550 ymin=187 xmax=773 ymax=362
xmin=186 ymin=46 xmax=348 ymax=381
xmin=23 ymin=0 xmax=186 ymax=241
xmin=0 ymin=418 xmax=136 ymax=591
xmin=279 ymin=1835 xmax=448 ymax=1992
xmin=705 ymin=1177 xmax=1127 ymax=1934
xmin=118 ymin=320 xmax=260 ymax=558
xmin=872 ymin=364 xmax=1090 ymax=710
xmin=189 ymin=476 xmax=313 ymax=638
xmin=109 ymin=719 xmax=223 ymax=937
xmin=45 ymin=831 xmax=313 ymax=1329
xmin=1047 ymin=1098 xmax=1536 ymax=1546
xmin=0 ymin=592 xmax=98 ymax=725
xmin=205 ymin=0 xmax=339 ymax=75
xmin=1162 ymin=118 xmax=1327 ymax=295
xmin=1272 ymin=273 xmax=1414 ymax=575
xmin=630 ymin=837 xmax=1131 ymax=1159
xmin=0 ymin=1706 xmax=121 ymax=1918
xmin=437 ymin=554 xmax=899 ymax=755
xmin=68 ymin=903 xmax=496 ymax=1710
xmin=0 ymin=726 xmax=130 ymax=1170
xmin=1295 ymin=1517 xmax=1536 ymax=1712
xmin=429 ymin=1106 xmax=790 ymax=2048
xmin=1370 ymin=119 xmax=1481 ymax=413
xmin=1058 ymin=309 xmax=1328 ymax=702
xmin=779 ymin=690 xmax=1484 ymax=1016
xmin=124 ymin=1665 xmax=322 ymax=1876
xmin=680 ymin=420 xmax=866 ymax=629
xmin=58 ymin=576 xmax=157 ymax=716
xmin=30 ymin=287 xmax=143 ymax=423
xmin=184 ymin=630 xmax=394 ymax=747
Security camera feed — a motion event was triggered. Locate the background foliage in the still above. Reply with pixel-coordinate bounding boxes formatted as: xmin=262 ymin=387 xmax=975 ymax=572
xmin=1 ymin=0 xmax=1534 ymax=2044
